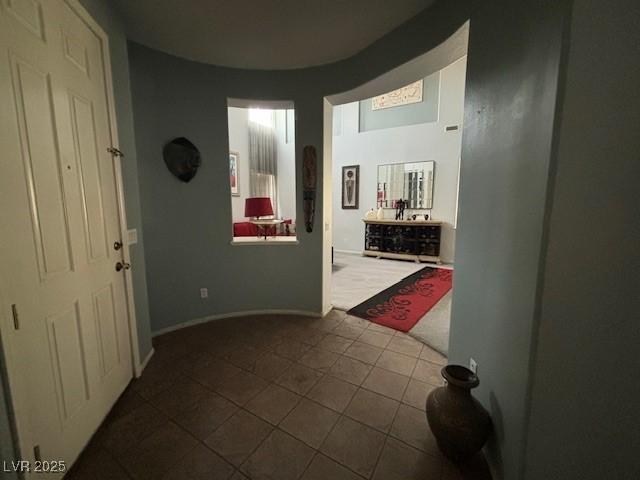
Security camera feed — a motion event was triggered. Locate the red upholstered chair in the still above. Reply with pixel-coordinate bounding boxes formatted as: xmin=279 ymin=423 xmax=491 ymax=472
xmin=233 ymin=220 xmax=294 ymax=237
xmin=232 ymin=222 xmax=258 ymax=237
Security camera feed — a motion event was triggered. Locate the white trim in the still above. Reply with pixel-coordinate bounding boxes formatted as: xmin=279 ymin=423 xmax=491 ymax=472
xmin=333 ymin=248 xmax=361 ymax=255
xmin=231 ymin=237 xmax=299 ymax=246
xmin=228 ymin=97 xmax=294 ymax=110
xmin=322 ymin=99 xmax=334 ymax=316
xmin=137 ymin=348 xmax=155 ymax=377
xmin=152 ymin=309 xmax=323 ymax=337
xmin=64 ymin=0 xmax=142 ymax=377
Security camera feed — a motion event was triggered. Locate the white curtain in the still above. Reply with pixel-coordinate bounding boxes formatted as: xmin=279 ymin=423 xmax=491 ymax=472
xmin=249 ymin=120 xmax=278 ymax=216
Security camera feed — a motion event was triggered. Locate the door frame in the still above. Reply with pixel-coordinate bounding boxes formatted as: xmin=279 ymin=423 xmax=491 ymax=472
xmin=0 ymin=0 xmax=141 ymax=462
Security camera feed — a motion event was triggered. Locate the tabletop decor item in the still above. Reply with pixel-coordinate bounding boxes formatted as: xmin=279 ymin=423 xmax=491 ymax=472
xmin=303 ymin=145 xmax=317 ymax=232
xmin=426 ymin=365 xmax=491 ymax=463
xmin=245 ymin=197 xmax=273 ymax=220
xmin=394 ymin=199 xmax=407 ymax=220
xmin=245 ymin=197 xmax=282 ymax=239
xmin=162 ymin=137 xmax=201 ymax=182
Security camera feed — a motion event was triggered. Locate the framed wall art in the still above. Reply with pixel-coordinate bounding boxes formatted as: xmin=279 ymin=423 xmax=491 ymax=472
xmin=341 ymin=165 xmax=360 ymax=209
xmin=372 ymin=79 xmax=423 ymax=110
xmin=229 ymin=150 xmax=239 ymax=196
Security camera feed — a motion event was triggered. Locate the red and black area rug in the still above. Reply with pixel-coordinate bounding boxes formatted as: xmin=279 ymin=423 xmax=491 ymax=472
xmin=348 ymin=267 xmax=453 ymax=332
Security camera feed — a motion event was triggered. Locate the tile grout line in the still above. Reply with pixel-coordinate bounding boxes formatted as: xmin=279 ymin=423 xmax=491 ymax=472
xmin=236 ymin=415 xmax=276 ymax=477
xmin=99 ymin=399 xmax=171 ymax=478
xmin=96 ymin=313 xmax=449 ymax=480
xmin=167 ymin=417 xmax=238 ymax=477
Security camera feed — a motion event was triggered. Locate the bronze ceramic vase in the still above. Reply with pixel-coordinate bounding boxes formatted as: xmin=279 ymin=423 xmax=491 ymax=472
xmin=426 ymin=365 xmax=491 ymax=463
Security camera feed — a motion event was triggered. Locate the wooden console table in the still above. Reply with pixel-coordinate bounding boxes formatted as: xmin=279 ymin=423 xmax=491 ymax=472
xmin=363 ymin=219 xmax=442 ymax=263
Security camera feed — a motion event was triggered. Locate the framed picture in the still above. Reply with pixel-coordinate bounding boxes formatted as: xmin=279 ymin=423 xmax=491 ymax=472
xmin=229 ymin=151 xmax=239 ymax=196
xmin=341 ymin=165 xmax=359 ymax=209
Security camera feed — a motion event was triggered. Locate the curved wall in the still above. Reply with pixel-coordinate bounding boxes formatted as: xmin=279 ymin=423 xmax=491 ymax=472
xmin=126 ymin=2 xmax=570 ymax=479
xmin=127 ymin=0 xmax=472 ymax=334
xmin=448 ymin=2 xmax=568 ymax=479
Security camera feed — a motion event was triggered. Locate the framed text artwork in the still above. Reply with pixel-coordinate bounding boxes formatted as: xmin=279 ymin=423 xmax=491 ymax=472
xmin=372 ymin=80 xmax=423 ymax=110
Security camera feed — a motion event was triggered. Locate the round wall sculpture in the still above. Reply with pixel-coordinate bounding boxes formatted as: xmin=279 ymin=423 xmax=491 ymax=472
xmin=163 ymin=137 xmax=201 ymax=182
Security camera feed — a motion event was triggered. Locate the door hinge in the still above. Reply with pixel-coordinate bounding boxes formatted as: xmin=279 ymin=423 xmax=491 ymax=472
xmin=33 ymin=445 xmax=41 ymax=462
xmin=11 ymin=304 xmax=19 ymax=330
xmin=107 ymin=147 xmax=124 ymax=157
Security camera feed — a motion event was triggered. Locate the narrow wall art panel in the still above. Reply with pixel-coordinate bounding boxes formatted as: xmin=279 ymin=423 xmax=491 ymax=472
xmin=229 ymin=150 xmax=239 ymax=196
xmin=303 ymin=145 xmax=317 ymax=232
xmin=341 ymin=165 xmax=359 ymax=209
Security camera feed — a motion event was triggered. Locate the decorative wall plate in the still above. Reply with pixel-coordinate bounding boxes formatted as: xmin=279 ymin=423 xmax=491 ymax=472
xmin=163 ymin=137 xmax=201 ymax=182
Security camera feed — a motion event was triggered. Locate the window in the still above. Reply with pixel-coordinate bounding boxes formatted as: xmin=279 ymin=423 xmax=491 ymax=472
xmin=248 ymin=108 xmax=275 ymax=127
xmin=227 ymin=100 xmax=297 ymax=244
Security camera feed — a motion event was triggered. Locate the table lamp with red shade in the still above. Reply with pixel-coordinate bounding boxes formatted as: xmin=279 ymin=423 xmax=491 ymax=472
xmin=244 ymin=197 xmax=282 ymax=239
xmin=244 ymin=197 xmax=273 ymax=219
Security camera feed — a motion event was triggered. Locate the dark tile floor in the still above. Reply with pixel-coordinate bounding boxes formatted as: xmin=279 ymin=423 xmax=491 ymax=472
xmin=67 ymin=310 xmax=491 ymax=480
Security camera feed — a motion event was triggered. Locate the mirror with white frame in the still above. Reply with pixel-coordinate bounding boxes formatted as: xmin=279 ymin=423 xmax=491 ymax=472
xmin=377 ymin=161 xmax=435 ymax=209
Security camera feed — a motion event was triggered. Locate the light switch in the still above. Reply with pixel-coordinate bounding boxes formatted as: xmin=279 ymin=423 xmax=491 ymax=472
xmin=127 ymin=228 xmax=138 ymax=245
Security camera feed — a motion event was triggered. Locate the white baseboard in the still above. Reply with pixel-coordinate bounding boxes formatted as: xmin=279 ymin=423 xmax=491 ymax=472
xmin=151 ymin=309 xmax=323 ymax=337
xmin=333 ymin=249 xmax=361 ymax=255
xmin=136 ymin=347 xmax=154 ymax=377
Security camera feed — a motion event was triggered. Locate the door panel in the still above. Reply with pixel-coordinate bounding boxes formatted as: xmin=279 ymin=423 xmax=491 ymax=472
xmin=9 ymin=54 xmax=74 ymax=280
xmin=46 ymin=302 xmax=90 ymax=423
xmin=69 ymin=92 xmax=109 ymax=262
xmin=61 ymin=28 xmax=89 ymax=76
xmin=92 ymin=283 xmax=120 ymax=378
xmin=0 ymin=1 xmax=133 ymax=475
xmin=4 ymin=0 xmax=45 ymax=41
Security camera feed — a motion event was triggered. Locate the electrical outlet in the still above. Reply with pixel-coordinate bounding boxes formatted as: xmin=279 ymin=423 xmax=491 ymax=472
xmin=469 ymin=358 xmax=478 ymax=374
xmin=200 ymin=288 xmax=208 ymax=299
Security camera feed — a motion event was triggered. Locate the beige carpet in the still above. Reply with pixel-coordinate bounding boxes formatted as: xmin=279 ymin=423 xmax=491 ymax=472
xmin=332 ymin=251 xmax=452 ymax=355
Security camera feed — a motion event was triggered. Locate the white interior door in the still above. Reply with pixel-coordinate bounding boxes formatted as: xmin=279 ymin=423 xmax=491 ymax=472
xmin=0 ymin=0 xmax=133 ymax=475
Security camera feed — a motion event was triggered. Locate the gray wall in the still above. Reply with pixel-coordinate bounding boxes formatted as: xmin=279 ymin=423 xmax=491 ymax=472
xmin=128 ymin=44 xmax=326 ymax=333
xmin=78 ymin=0 xmax=153 ymax=359
xmin=127 ymin=0 xmax=473 ymax=334
xmin=523 ymin=1 xmax=640 ymax=479
xmin=359 ymin=71 xmax=440 ymax=131
xmin=448 ymin=2 xmax=568 ymax=479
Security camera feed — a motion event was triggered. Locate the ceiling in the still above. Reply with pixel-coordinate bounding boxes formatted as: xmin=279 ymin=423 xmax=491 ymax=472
xmin=113 ymin=0 xmax=435 ymax=70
